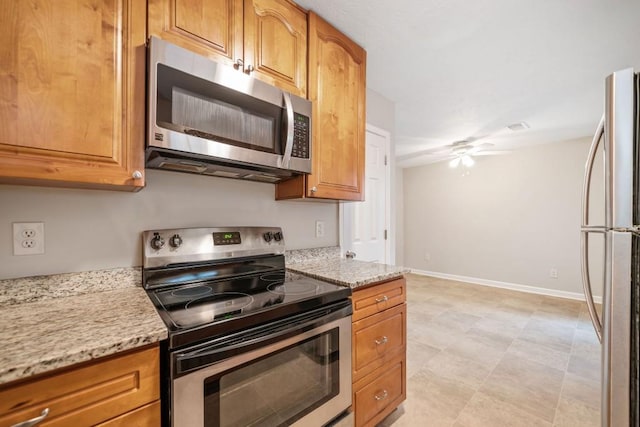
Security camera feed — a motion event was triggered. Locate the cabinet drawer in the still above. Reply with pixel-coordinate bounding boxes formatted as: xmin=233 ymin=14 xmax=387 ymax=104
xmin=96 ymin=401 xmax=161 ymax=427
xmin=353 ymin=303 xmax=406 ymax=381
xmin=0 ymin=345 xmax=159 ymax=427
xmin=354 ymin=356 xmax=406 ymax=427
xmin=352 ymin=278 xmax=406 ymax=321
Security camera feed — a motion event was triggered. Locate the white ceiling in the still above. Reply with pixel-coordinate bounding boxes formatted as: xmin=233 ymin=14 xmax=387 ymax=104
xmin=294 ymin=0 xmax=640 ymax=167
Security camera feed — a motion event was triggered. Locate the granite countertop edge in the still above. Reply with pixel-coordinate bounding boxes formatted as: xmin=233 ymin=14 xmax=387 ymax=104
xmin=286 ymin=266 xmax=408 ymax=288
xmin=285 ymin=249 xmax=410 ymax=289
xmin=0 ymin=268 xmax=167 ymax=386
xmin=0 ymin=329 xmax=167 ymax=386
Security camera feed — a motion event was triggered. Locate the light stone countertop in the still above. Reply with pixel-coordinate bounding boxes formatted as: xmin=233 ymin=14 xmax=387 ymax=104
xmin=0 ymin=248 xmax=406 ymax=385
xmin=286 ymin=248 xmax=410 ymax=288
xmin=0 ymin=268 xmax=167 ymax=385
xmin=0 ymin=267 xmax=141 ymax=308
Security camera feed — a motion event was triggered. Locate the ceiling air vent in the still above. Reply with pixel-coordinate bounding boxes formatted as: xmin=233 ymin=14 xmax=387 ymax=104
xmin=507 ymin=122 xmax=530 ymax=132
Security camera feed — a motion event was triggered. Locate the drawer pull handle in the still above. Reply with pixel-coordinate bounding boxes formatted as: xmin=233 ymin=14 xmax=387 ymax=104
xmin=375 ymin=336 xmax=388 ymax=345
xmin=375 ymin=295 xmax=389 ymax=303
xmin=12 ymin=408 xmax=49 ymax=427
xmin=374 ymin=390 xmax=389 ymax=401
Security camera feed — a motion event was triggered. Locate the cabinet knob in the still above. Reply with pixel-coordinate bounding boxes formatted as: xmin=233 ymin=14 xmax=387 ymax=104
xmin=244 ymin=64 xmax=255 ymax=74
xmin=345 ymin=250 xmax=356 ymax=259
xmin=310 ymin=186 xmax=318 ymax=193
xmin=375 ymin=295 xmax=389 ymax=303
xmin=12 ymin=407 xmax=49 ymax=427
xmin=374 ymin=390 xmax=388 ymax=401
xmin=375 ymin=336 xmax=388 ymax=345
xmin=132 ymin=170 xmax=143 ymax=180
xmin=233 ymin=58 xmax=244 ymax=71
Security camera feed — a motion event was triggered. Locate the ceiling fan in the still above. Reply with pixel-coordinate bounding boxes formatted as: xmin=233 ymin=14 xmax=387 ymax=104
xmin=397 ymin=136 xmax=512 ymax=167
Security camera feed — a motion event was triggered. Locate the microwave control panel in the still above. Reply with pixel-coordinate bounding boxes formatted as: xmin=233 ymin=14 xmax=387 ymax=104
xmin=291 ymin=113 xmax=310 ymax=159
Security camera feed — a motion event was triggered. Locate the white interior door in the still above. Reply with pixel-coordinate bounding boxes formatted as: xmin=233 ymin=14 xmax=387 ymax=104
xmin=341 ymin=125 xmax=390 ymax=263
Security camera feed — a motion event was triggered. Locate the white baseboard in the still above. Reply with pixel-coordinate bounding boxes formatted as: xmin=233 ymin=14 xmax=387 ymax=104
xmin=409 ymin=269 xmax=603 ymax=304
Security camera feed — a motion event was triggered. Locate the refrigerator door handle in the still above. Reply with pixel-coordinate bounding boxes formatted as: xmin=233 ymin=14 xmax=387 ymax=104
xmin=580 ymin=114 xmax=605 ymax=342
xmin=581 ymin=114 xmax=605 ymax=228
xmin=580 ymin=230 xmax=603 ymax=342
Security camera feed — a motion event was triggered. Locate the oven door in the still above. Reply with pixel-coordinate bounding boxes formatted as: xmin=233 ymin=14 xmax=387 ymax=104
xmin=171 ymin=303 xmax=352 ymax=427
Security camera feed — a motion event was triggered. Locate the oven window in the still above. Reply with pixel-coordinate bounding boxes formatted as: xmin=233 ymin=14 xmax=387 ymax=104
xmin=203 ymin=329 xmax=340 ymax=427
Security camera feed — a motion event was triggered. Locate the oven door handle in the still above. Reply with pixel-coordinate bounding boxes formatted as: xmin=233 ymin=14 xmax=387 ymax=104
xmin=174 ymin=301 xmax=352 ymax=377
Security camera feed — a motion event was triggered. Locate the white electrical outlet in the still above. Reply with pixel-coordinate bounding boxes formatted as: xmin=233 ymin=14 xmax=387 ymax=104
xmin=550 ymin=268 xmax=558 ymax=279
xmin=13 ymin=222 xmax=45 ymax=255
xmin=315 ymin=221 xmax=325 ymax=238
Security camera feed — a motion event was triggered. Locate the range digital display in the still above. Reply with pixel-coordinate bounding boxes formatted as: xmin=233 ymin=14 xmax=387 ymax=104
xmin=213 ymin=231 xmax=241 ymax=245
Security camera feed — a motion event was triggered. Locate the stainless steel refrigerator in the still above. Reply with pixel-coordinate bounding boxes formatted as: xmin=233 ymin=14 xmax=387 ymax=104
xmin=581 ymin=68 xmax=639 ymax=427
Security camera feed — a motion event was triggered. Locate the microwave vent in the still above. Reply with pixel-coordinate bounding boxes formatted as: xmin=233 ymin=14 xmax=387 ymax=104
xmin=157 ymin=161 xmax=207 ymax=173
xmin=146 ymin=148 xmax=296 ymax=183
xmin=243 ymin=174 xmax=281 ymax=183
xmin=203 ymin=170 xmax=241 ymax=178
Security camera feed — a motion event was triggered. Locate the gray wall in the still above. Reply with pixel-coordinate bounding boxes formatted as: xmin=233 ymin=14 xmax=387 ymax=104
xmin=0 ymin=170 xmax=338 ymax=279
xmin=403 ymin=137 xmax=604 ymax=297
xmin=1 ymin=88 xmax=395 ymax=280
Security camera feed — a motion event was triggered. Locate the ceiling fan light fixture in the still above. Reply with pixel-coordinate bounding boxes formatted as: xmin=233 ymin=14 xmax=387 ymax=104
xmin=449 ymin=157 xmax=461 ymax=168
xmin=461 ymin=154 xmax=474 ymax=167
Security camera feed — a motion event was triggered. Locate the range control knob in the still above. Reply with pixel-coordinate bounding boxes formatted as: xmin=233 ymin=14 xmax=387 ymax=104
xmin=273 ymin=231 xmax=283 ymax=242
xmin=263 ymin=232 xmax=274 ymax=242
xmin=169 ymin=234 xmax=183 ymax=248
xmin=150 ymin=233 xmax=165 ymax=250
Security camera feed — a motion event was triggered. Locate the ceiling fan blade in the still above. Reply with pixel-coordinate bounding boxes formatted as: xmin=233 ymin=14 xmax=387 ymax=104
xmin=466 ymin=142 xmax=493 ymax=153
xmin=473 ymin=150 xmax=512 ymax=156
xmin=396 ymin=145 xmax=455 ymax=161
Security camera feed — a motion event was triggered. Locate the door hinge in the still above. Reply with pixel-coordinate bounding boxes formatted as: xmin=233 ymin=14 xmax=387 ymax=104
xmin=384 ymin=155 xmax=388 ymax=166
xmin=384 ymin=229 xmax=388 ymax=240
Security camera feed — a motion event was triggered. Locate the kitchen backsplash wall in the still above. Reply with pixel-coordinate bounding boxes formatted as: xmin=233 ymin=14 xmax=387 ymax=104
xmin=0 ymin=170 xmax=338 ymax=280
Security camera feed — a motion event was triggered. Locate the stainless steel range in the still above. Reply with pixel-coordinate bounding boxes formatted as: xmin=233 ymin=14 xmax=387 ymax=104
xmin=142 ymin=227 xmax=352 ymax=427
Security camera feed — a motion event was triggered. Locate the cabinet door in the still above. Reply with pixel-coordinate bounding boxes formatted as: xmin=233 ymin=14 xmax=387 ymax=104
xmin=307 ymin=12 xmax=366 ymax=200
xmin=352 ymin=278 xmax=406 ymax=322
xmin=244 ymin=0 xmax=307 ymax=97
xmin=353 ymin=355 xmax=406 ymax=427
xmin=0 ymin=346 xmax=159 ymax=427
xmin=352 ymin=303 xmax=406 ymax=382
xmin=148 ymin=0 xmax=243 ymax=67
xmin=0 ymin=0 xmax=146 ymax=190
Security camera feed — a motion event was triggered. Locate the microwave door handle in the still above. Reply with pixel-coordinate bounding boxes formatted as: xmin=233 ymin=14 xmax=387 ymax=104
xmin=580 ymin=114 xmax=605 ymax=342
xmin=281 ymin=92 xmax=295 ymax=169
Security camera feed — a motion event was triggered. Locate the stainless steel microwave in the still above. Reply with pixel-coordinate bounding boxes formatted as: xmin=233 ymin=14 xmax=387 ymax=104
xmin=146 ymin=37 xmax=312 ymax=183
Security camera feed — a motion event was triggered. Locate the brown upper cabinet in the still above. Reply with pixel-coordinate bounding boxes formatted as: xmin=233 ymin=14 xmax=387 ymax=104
xmin=148 ymin=0 xmax=308 ymax=97
xmin=0 ymin=0 xmax=147 ymax=191
xmin=276 ymin=12 xmax=366 ymax=201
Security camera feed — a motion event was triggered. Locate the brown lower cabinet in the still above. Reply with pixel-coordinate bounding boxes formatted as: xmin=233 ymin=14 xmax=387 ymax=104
xmin=351 ymin=277 xmax=407 ymax=427
xmin=0 ymin=344 xmax=160 ymax=427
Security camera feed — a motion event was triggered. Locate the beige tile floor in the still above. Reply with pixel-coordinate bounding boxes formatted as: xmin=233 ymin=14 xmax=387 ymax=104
xmin=378 ymin=274 xmax=601 ymax=427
